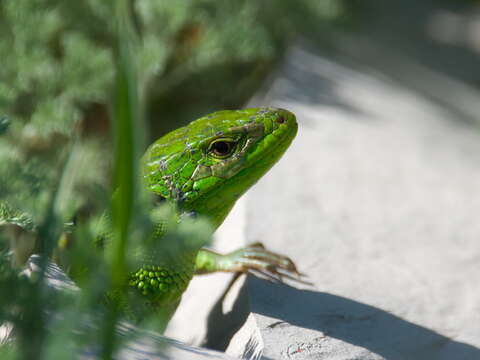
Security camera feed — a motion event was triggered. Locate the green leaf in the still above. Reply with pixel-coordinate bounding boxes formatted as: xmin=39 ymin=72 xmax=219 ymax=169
xmin=0 ymin=202 xmax=36 ymax=232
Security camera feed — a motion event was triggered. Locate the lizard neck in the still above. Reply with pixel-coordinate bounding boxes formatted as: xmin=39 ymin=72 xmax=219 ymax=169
xmin=183 ymin=199 xmax=236 ymax=231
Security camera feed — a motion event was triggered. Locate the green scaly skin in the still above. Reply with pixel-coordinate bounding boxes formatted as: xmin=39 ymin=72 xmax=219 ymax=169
xmin=128 ymin=107 xmax=298 ymax=322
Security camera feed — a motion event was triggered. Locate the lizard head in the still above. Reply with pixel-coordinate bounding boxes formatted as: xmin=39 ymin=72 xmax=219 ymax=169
xmin=143 ymin=107 xmax=297 ymax=228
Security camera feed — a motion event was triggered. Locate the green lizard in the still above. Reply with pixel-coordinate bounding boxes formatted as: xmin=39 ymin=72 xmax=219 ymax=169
xmin=119 ymin=107 xmax=299 ymax=322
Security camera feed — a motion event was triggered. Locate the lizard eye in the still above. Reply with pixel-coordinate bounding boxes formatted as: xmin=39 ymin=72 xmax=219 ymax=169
xmin=208 ymin=139 xmax=236 ymax=158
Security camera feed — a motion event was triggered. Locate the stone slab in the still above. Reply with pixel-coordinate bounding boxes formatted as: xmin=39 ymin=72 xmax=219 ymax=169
xmin=234 ymin=44 xmax=480 ymax=359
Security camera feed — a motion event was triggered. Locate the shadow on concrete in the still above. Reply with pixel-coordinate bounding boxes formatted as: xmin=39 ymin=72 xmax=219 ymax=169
xmin=268 ymin=49 xmax=372 ymax=124
xmin=203 ymin=275 xmax=250 ymax=352
xmin=323 ymin=0 xmax=480 ymax=128
xmin=249 ymin=277 xmax=479 ymax=360
xmin=280 ymin=60 xmax=368 ymax=119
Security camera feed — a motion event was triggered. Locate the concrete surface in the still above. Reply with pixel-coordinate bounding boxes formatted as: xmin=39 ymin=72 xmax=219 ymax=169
xmin=226 ymin=43 xmax=480 ymax=359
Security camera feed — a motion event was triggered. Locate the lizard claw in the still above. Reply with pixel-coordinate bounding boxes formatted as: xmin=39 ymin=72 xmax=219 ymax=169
xmin=225 ymin=242 xmax=311 ymax=286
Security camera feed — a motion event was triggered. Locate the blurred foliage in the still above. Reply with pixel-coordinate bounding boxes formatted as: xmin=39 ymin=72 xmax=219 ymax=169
xmin=0 ymin=0 xmax=353 ymax=358
xmin=0 ymin=0 xmax=353 ymax=240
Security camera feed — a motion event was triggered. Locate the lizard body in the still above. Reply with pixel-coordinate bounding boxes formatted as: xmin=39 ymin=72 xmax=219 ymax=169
xmin=125 ymin=107 xmax=298 ymax=322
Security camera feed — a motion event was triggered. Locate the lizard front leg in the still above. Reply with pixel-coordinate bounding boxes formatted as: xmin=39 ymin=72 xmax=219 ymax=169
xmin=194 ymin=242 xmax=306 ymax=284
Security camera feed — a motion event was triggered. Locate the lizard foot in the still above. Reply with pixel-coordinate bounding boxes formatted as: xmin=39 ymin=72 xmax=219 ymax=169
xmin=196 ymin=242 xmax=310 ymax=285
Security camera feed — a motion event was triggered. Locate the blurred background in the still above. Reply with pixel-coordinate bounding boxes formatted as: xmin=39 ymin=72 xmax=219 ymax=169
xmin=1 ymin=0 xmax=480 ymax=358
